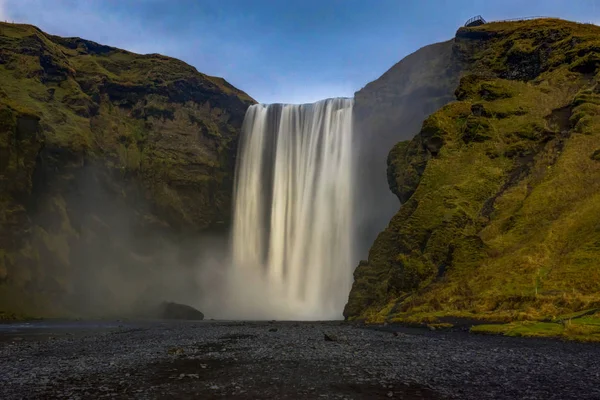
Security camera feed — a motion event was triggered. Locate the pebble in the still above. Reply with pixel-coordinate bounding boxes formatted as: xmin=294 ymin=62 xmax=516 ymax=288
xmin=0 ymin=320 xmax=599 ymax=399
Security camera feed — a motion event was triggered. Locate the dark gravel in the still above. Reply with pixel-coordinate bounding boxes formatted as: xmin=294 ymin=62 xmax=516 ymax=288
xmin=1 ymin=320 xmax=600 ymax=399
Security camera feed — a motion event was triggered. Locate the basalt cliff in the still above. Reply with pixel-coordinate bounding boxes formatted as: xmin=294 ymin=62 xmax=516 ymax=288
xmin=346 ymin=18 xmax=600 ymax=329
xmin=0 ymin=22 xmax=254 ymax=317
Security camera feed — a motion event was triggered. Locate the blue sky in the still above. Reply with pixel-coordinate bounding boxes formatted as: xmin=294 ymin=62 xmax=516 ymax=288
xmin=1 ymin=0 xmax=599 ymax=104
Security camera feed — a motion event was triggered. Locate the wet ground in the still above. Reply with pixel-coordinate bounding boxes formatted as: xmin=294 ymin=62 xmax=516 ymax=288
xmin=1 ymin=319 xmax=600 ymax=399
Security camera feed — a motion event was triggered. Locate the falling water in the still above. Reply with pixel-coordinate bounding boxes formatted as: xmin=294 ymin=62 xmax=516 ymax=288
xmin=229 ymin=98 xmax=354 ymax=320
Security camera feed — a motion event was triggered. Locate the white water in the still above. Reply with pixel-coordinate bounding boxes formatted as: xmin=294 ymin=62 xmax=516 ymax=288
xmin=227 ymin=98 xmax=354 ymax=320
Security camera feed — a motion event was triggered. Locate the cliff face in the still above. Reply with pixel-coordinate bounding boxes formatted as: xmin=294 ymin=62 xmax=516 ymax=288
xmin=0 ymin=23 xmax=255 ymax=317
xmin=345 ymin=19 xmax=600 ymax=323
xmin=353 ymin=40 xmax=464 ymax=258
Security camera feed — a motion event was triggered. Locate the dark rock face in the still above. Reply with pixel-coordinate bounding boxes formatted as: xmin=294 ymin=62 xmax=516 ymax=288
xmin=158 ymin=302 xmax=204 ymax=321
xmin=352 ymin=40 xmax=465 ymax=260
xmin=0 ymin=22 xmax=255 ymax=317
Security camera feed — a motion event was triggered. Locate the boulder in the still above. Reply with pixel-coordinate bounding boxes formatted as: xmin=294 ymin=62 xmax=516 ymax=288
xmin=157 ymin=302 xmax=204 ymax=320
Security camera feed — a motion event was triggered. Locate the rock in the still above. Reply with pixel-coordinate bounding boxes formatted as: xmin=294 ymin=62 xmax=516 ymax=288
xmin=168 ymin=347 xmax=184 ymax=355
xmin=158 ymin=302 xmax=204 ymax=321
xmin=3 ymin=319 xmax=600 ymax=400
xmin=269 ymin=328 xmax=278 ymax=332
xmin=324 ymin=332 xmax=338 ymax=342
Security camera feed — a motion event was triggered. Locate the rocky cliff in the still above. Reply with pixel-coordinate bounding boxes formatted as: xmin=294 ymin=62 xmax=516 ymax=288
xmin=353 ymin=40 xmax=464 ymax=258
xmin=0 ymin=22 xmax=255 ymax=318
xmin=345 ymin=19 xmax=600 ymax=324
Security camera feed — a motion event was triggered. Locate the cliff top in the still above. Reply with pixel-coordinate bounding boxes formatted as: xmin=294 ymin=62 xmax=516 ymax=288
xmin=0 ymin=22 xmax=255 ymax=107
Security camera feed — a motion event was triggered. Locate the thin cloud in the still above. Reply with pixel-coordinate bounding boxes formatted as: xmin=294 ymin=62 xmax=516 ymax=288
xmin=0 ymin=0 xmax=7 ymax=22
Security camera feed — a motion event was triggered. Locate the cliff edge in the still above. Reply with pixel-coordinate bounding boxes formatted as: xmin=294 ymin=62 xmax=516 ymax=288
xmin=0 ymin=22 xmax=255 ymax=317
xmin=345 ymin=19 xmax=600 ymax=327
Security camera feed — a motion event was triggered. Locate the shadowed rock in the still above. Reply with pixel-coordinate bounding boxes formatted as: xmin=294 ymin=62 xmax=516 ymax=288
xmin=158 ymin=302 xmax=204 ymax=321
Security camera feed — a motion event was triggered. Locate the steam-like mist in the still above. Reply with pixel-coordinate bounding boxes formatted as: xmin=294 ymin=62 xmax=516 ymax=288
xmin=41 ymin=163 xmax=229 ymax=319
xmin=212 ymin=98 xmax=354 ymax=320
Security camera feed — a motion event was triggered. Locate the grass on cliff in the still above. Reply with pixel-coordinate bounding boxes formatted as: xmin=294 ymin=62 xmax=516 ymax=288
xmin=350 ymin=19 xmax=600 ymax=333
xmin=0 ymin=21 xmax=254 ymax=317
xmin=389 ymin=74 xmax=600 ymax=321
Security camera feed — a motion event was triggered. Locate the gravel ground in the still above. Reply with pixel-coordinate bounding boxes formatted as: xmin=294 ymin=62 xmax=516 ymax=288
xmin=1 ymin=320 xmax=600 ymax=399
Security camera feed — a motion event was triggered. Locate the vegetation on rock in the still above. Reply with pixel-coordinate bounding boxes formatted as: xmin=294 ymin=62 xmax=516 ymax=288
xmin=0 ymin=22 xmax=255 ymax=317
xmin=345 ymin=19 xmax=600 ymax=336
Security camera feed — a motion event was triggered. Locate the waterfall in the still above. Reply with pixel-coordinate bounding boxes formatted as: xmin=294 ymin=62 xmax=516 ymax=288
xmin=229 ymin=98 xmax=354 ymax=320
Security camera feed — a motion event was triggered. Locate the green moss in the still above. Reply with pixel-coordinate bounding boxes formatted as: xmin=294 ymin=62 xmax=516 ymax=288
xmin=387 ymin=141 xmax=428 ymax=203
xmin=0 ymin=21 xmax=256 ymax=317
xmin=346 ymin=19 xmax=600 ymax=340
xmin=462 ymin=115 xmax=492 ymax=143
xmin=471 ymin=317 xmax=600 ymax=342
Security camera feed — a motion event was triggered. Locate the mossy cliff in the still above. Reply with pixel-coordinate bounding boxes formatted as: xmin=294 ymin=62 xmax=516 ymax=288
xmin=345 ymin=18 xmax=600 ymax=325
xmin=0 ymin=22 xmax=254 ymax=317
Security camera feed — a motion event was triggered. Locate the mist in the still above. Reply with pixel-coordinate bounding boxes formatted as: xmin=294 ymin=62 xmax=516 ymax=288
xmin=25 ymin=161 xmax=231 ymax=320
